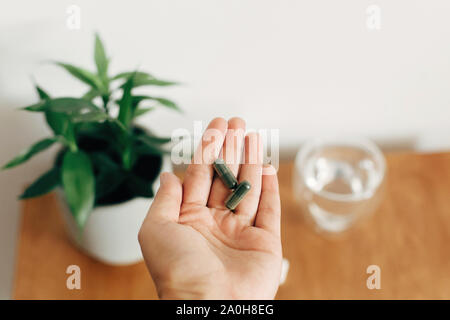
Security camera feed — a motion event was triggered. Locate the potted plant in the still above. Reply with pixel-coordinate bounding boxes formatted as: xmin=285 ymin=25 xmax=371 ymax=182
xmin=2 ymin=34 xmax=180 ymax=265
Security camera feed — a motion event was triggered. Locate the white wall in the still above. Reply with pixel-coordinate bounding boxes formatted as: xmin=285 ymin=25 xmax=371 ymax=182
xmin=1 ymin=0 xmax=450 ymax=298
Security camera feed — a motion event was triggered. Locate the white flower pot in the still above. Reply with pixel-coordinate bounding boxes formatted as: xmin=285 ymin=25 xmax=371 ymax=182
xmin=59 ymin=155 xmax=172 ymax=266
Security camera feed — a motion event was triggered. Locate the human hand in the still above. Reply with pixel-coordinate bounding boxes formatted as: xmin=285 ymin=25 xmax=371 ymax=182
xmin=138 ymin=117 xmax=282 ymax=299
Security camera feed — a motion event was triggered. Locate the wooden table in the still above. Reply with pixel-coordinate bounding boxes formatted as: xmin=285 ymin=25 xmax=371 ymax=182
xmin=13 ymin=152 xmax=450 ymax=299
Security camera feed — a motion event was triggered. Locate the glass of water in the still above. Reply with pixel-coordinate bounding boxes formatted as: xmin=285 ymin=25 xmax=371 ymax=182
xmin=293 ymin=136 xmax=386 ymax=233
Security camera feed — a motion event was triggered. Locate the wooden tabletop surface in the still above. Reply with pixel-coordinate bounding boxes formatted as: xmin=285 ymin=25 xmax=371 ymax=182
xmin=13 ymin=152 xmax=450 ymax=299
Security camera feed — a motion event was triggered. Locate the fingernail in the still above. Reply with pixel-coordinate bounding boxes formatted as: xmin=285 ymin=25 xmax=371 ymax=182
xmin=262 ymin=164 xmax=276 ymax=175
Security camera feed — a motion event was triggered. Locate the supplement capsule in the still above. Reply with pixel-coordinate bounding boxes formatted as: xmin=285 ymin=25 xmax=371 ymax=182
xmin=213 ymin=158 xmax=238 ymax=190
xmin=225 ymin=180 xmax=251 ymax=211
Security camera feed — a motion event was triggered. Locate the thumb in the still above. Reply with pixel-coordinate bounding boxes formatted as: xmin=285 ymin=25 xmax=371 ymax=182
xmin=147 ymin=172 xmax=182 ymax=222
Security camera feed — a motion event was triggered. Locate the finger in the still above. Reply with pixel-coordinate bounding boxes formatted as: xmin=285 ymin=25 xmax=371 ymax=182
xmin=183 ymin=117 xmax=227 ymax=206
xmin=254 ymin=165 xmax=281 ymax=237
xmin=145 ymin=172 xmax=182 ymax=223
xmin=234 ymin=132 xmax=263 ymax=224
xmin=208 ymin=117 xmax=246 ymax=208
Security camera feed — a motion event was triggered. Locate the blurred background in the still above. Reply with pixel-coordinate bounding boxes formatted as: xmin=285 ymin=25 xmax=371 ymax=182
xmin=1 ymin=0 xmax=450 ymax=299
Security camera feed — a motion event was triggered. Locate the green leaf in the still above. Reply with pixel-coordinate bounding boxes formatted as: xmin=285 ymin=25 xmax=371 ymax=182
xmin=133 ymin=107 xmax=155 ymax=118
xmin=45 ymin=111 xmax=70 ymax=135
xmin=132 ymin=95 xmax=181 ymax=111
xmin=19 ymin=167 xmax=60 ymax=199
xmin=115 ymin=71 xmax=178 ymax=88
xmin=131 ymin=78 xmax=178 ymax=88
xmin=94 ymin=33 xmax=109 ymax=78
xmin=22 ymin=101 xmax=46 ymax=112
xmin=33 ymin=85 xmax=71 ymax=137
xmin=49 ymin=98 xmax=99 ymax=113
xmin=117 ymin=76 xmax=134 ymax=128
xmin=24 ymin=98 xmax=99 ymax=114
xmin=24 ymin=98 xmax=98 ymax=114
xmin=130 ymin=95 xmax=150 ymax=107
xmin=82 ymin=88 xmax=100 ymax=101
xmin=62 ymin=151 xmax=95 ymax=229
xmin=152 ymin=97 xmax=180 ymax=111
xmin=2 ymin=138 xmax=58 ymax=169
xmin=54 ymin=62 xmax=103 ymax=91
xmin=111 ymin=71 xmax=153 ymax=81
xmin=35 ymin=85 xmax=50 ymax=100
xmin=71 ymin=111 xmax=110 ymax=123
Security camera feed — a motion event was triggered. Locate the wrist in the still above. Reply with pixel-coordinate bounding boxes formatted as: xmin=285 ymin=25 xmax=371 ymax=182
xmin=158 ymin=287 xmax=209 ymax=300
xmin=157 ymin=280 xmax=229 ymax=300
xmin=158 ymin=287 xmax=213 ymax=300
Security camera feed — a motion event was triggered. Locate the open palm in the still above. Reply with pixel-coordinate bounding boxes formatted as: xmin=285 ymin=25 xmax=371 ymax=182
xmin=139 ymin=117 xmax=282 ymax=299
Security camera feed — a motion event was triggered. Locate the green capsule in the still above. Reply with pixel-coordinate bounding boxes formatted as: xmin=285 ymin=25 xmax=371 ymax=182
xmin=225 ymin=180 xmax=251 ymax=211
xmin=213 ymin=158 xmax=238 ymax=190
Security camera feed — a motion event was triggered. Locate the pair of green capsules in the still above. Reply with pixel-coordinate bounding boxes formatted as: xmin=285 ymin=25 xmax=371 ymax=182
xmin=213 ymin=159 xmax=251 ymax=211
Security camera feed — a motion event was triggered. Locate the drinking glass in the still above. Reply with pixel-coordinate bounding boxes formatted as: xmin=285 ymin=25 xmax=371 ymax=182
xmin=293 ymin=136 xmax=386 ymax=233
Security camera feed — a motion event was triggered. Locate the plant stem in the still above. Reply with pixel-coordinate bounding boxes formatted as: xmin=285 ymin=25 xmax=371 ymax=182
xmin=122 ymin=143 xmax=132 ymax=170
xmin=102 ymin=94 xmax=110 ymax=113
xmin=58 ymin=136 xmax=78 ymax=153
